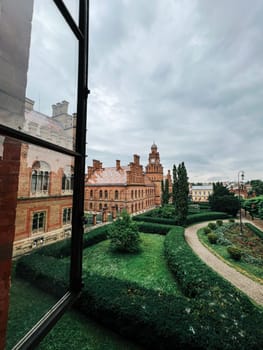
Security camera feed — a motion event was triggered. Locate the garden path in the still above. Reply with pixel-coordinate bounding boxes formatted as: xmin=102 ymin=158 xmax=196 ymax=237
xmin=184 ymin=221 xmax=263 ymax=306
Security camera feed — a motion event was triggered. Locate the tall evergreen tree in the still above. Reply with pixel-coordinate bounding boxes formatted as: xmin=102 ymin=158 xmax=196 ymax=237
xmin=172 ymin=164 xmax=178 ymax=210
xmin=161 ymin=178 xmax=170 ymax=206
xmin=172 ymin=162 xmax=189 ymax=225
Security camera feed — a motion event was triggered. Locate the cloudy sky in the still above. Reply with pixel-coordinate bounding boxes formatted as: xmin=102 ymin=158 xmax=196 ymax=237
xmin=27 ymin=0 xmax=263 ymax=183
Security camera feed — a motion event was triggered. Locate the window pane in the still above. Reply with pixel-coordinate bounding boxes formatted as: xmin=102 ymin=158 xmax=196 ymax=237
xmin=2 ymin=136 xmax=74 ymax=348
xmin=1 ymin=0 xmax=78 ymax=151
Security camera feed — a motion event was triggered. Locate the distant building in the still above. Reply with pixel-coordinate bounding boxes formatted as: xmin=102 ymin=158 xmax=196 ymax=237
xmin=191 ymin=184 xmax=213 ymax=202
xmin=85 ymin=144 xmax=172 ymax=216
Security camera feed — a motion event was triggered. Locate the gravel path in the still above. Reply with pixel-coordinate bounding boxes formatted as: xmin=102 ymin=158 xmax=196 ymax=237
xmin=184 ymin=221 xmax=263 ymax=306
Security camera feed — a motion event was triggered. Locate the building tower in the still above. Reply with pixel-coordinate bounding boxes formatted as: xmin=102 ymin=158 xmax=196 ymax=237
xmin=145 ymin=143 xmax=164 ymax=205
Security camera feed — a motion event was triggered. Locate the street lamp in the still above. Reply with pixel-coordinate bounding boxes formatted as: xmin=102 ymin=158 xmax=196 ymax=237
xmin=238 ymin=170 xmax=245 ymax=234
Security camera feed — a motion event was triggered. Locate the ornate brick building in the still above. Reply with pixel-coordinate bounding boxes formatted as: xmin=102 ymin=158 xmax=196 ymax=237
xmin=11 ymin=99 xmax=76 ymax=256
xmin=85 ymin=143 xmax=171 ymax=216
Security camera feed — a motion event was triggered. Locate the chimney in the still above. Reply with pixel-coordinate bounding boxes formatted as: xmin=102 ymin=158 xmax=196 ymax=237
xmin=133 ymin=154 xmax=140 ymax=165
xmin=93 ymin=159 xmax=102 ymax=170
xmin=25 ymin=98 xmax=34 ymax=111
xmin=52 ymin=100 xmax=69 ymax=117
xmin=87 ymin=166 xmax=93 ymax=178
xmin=116 ymin=160 xmax=121 ymax=170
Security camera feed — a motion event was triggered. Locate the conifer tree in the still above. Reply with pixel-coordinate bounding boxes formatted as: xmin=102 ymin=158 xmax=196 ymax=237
xmin=161 ymin=178 xmax=170 ymax=205
xmin=173 ymin=162 xmax=189 ymax=225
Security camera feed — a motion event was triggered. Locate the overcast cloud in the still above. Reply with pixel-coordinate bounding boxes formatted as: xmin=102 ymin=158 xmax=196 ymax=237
xmin=27 ymin=0 xmax=263 ymax=182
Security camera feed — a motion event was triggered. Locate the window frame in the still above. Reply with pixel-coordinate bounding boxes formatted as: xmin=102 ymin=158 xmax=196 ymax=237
xmin=0 ymin=1 xmax=90 ymax=348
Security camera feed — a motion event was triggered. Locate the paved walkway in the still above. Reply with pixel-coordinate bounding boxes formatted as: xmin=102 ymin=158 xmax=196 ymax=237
xmin=184 ymin=221 xmax=263 ymax=306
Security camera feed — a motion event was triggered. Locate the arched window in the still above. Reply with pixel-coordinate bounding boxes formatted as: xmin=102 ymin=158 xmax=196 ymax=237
xmin=62 ymin=165 xmax=74 ymax=192
xmin=32 ymin=211 xmax=46 ymax=233
xmin=99 ymin=190 xmax=103 ymax=199
xmin=131 ymin=190 xmax=133 ymax=199
xmin=90 ymin=190 xmax=93 ymax=198
xmin=89 ymin=203 xmax=93 ymax=209
xmin=115 ymin=190 xmax=118 ymax=200
xmin=31 ymin=161 xmax=50 ymax=195
xmin=99 ymin=203 xmax=102 ymax=210
xmin=105 ymin=190 xmax=108 ymax=199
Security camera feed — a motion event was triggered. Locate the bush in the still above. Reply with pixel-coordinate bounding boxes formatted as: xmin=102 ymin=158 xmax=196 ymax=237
xmin=133 ymin=214 xmax=177 ymax=226
xmin=208 ymin=222 xmax=217 ymax=230
xmin=244 ymin=223 xmax=263 ymax=239
xmin=207 ymin=232 xmax=218 ymax=244
xmin=229 ymin=218 xmax=235 ymax=223
xmin=186 ymin=212 xmax=229 ymax=225
xmin=203 ymin=227 xmax=211 ymax=235
xmin=136 ymin=221 xmax=174 ymax=234
xmin=107 ymin=211 xmax=141 ymax=253
xmin=216 ymin=220 xmax=223 ymax=226
xmin=227 ymin=246 xmax=242 ymax=260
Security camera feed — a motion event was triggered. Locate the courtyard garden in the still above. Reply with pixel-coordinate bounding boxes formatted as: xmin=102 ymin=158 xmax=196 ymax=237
xmin=198 ymin=220 xmax=263 ymax=283
xmin=7 ymin=209 xmax=263 ymax=349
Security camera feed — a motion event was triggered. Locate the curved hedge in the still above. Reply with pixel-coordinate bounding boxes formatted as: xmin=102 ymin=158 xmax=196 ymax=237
xmin=245 ymin=222 xmax=263 ymax=239
xmin=186 ymin=212 xmax=230 ymax=225
xmin=133 ymin=215 xmax=177 ymax=225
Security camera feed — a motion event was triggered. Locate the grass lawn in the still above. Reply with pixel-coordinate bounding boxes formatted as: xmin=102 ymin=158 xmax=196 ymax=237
xmin=6 ymin=279 xmax=142 ymax=350
xmin=197 ymin=225 xmax=263 ymax=284
xmin=83 ymin=233 xmax=180 ymax=296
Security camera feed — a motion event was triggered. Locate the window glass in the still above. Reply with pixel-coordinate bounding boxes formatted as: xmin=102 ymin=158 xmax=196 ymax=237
xmin=4 ymin=137 xmax=74 ymax=348
xmin=1 ymin=1 xmax=78 ymax=151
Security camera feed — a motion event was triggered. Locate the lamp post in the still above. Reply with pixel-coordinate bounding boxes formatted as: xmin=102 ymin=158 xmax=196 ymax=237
xmin=238 ymin=170 xmax=245 ymax=234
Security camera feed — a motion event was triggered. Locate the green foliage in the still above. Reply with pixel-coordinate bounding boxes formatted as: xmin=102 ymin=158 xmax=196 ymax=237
xmin=216 ymin=220 xmax=223 ymax=226
xmin=227 ymin=246 xmax=242 ymax=261
xmin=243 ymin=196 xmax=263 ymax=219
xmin=136 ymin=221 xmax=174 ymax=234
xmin=186 ymin=212 xmax=230 ymax=225
xmin=173 ymin=162 xmax=189 ymax=225
xmin=132 ymin=214 xmax=177 ymax=226
xmin=203 ymin=227 xmax=211 ymax=234
xmin=207 ymin=232 xmax=218 ymax=244
xmin=107 ymin=211 xmax=141 ymax=253
xmin=161 ymin=178 xmax=170 ymax=205
xmin=209 ymin=182 xmax=239 ymax=217
xmin=250 ymin=179 xmax=263 ymax=196
xmin=208 ymin=222 xmax=217 ymax=230
xmin=244 ymin=223 xmax=263 ymax=239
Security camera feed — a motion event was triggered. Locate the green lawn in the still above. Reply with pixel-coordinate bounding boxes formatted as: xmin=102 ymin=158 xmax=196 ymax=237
xmin=6 ymin=279 xmax=141 ymax=350
xmin=83 ymin=233 xmax=180 ymax=296
xmin=197 ymin=227 xmax=263 ymax=284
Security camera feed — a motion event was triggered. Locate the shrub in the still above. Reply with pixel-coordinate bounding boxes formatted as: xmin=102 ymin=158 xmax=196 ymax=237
xmin=133 ymin=215 xmax=177 ymax=226
xmin=227 ymin=246 xmax=242 ymax=260
xmin=136 ymin=222 xmax=173 ymax=234
xmin=216 ymin=220 xmax=223 ymax=226
xmin=186 ymin=212 xmax=229 ymax=225
xmin=207 ymin=232 xmax=218 ymax=244
xmin=208 ymin=222 xmax=217 ymax=230
xmin=244 ymin=223 xmax=263 ymax=239
xmin=107 ymin=211 xmax=141 ymax=253
xmin=229 ymin=219 xmax=235 ymax=223
xmin=203 ymin=227 xmax=211 ymax=235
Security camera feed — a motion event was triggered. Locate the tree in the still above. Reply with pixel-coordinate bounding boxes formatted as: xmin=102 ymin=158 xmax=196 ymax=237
xmin=173 ymin=162 xmax=189 ymax=225
xmin=209 ymin=182 xmax=239 ymax=217
xmin=107 ymin=210 xmax=141 ymax=253
xmin=161 ymin=178 xmax=170 ymax=206
xmin=250 ymin=180 xmax=263 ymax=196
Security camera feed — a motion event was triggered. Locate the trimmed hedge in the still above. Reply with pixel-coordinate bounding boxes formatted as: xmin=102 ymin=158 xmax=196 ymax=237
xmin=245 ymin=222 xmax=263 ymax=239
xmin=133 ymin=215 xmax=177 ymax=225
xmin=16 ymin=239 xmax=263 ymax=350
xmin=136 ymin=221 xmax=174 ymax=234
xmin=36 ymin=225 xmax=108 ymax=258
xmin=186 ymin=212 xmax=230 ymax=225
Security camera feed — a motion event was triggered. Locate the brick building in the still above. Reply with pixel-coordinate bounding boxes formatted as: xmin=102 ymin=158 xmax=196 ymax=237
xmin=85 ymin=143 xmax=171 ymax=216
xmin=12 ymin=99 xmax=76 ymax=257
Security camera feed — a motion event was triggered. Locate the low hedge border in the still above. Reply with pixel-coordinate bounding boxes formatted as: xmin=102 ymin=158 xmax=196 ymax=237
xmin=245 ymin=222 xmax=263 ymax=239
xmin=133 ymin=215 xmax=177 ymax=225
xmin=186 ymin=212 xmax=230 ymax=225
xmin=16 ymin=250 xmax=263 ymax=350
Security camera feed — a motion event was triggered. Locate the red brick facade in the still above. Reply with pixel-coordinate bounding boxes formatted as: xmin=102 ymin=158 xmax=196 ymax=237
xmin=85 ymin=144 xmax=169 ymax=215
